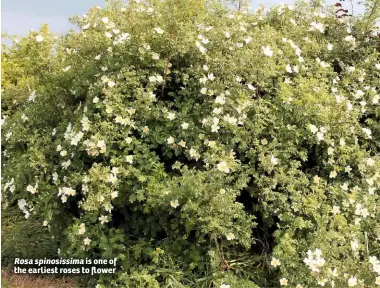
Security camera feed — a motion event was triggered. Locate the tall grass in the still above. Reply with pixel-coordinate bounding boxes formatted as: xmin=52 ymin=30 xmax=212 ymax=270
xmin=1 ymin=207 xmax=59 ymax=267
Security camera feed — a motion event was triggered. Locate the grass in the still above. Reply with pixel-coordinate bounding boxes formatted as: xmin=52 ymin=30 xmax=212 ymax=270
xmin=1 ymin=207 xmax=59 ymax=267
xmin=1 ymin=206 xmax=80 ymax=287
xmin=1 ymin=270 xmax=77 ymax=288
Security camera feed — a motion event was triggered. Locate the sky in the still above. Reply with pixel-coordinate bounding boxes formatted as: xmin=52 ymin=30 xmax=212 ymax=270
xmin=1 ymin=0 xmax=107 ymax=36
xmin=1 ymin=0 xmax=364 ymax=37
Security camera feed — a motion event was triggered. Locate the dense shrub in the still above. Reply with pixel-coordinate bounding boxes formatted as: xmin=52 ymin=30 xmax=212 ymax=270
xmin=2 ymin=0 xmax=380 ymax=287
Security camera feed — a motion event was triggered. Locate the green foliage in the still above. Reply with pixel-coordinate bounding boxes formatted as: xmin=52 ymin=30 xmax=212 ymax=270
xmin=2 ymin=0 xmax=380 ymax=287
xmin=1 ymin=25 xmax=59 ymax=115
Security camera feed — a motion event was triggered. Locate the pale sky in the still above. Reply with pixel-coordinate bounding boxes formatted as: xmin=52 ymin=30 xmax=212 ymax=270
xmin=1 ymin=0 xmax=364 ymax=36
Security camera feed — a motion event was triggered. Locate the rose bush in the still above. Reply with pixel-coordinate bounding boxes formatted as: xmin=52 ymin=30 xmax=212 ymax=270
xmin=2 ymin=0 xmax=380 ymax=287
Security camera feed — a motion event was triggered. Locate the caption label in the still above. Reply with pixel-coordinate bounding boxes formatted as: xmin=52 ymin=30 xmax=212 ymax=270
xmin=13 ymin=258 xmax=117 ymax=275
